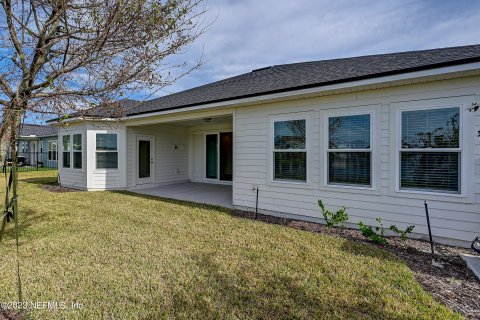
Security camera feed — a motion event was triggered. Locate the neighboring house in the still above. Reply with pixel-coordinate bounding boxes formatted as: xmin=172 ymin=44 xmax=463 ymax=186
xmin=17 ymin=124 xmax=58 ymax=167
xmin=49 ymin=44 xmax=480 ymax=247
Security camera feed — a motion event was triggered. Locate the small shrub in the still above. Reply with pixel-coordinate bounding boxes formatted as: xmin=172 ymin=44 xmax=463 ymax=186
xmin=389 ymin=225 xmax=415 ymax=241
xmin=318 ymin=200 xmax=349 ymax=228
xmin=359 ymin=219 xmax=416 ymax=244
xmin=358 ymin=218 xmax=388 ymax=245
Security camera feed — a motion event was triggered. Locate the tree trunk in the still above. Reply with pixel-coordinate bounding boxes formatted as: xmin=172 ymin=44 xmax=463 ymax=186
xmin=5 ymin=108 xmax=23 ymax=302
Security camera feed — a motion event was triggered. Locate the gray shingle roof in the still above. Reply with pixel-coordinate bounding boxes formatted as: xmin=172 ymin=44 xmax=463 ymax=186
xmin=20 ymin=124 xmax=57 ymax=137
xmin=125 ymin=44 xmax=480 ymax=116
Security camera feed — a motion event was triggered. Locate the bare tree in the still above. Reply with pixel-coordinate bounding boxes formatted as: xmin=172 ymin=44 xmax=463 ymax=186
xmin=0 ymin=0 xmax=207 ymax=302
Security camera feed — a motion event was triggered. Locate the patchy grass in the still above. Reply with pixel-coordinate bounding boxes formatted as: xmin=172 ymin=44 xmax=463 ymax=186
xmin=0 ymin=171 xmax=462 ymax=319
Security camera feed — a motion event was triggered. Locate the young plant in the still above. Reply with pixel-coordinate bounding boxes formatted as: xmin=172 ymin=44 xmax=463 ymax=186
xmin=389 ymin=225 xmax=415 ymax=241
xmin=318 ymin=200 xmax=349 ymax=228
xmin=358 ymin=218 xmax=388 ymax=245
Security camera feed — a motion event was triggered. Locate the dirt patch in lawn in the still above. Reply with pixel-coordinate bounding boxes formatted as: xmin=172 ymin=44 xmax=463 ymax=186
xmin=231 ymin=210 xmax=480 ymax=319
xmin=0 ymin=310 xmax=20 ymax=320
xmin=41 ymin=184 xmax=79 ymax=193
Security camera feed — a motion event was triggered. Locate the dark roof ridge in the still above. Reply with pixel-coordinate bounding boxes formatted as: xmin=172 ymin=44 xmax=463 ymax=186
xmin=264 ymin=43 xmax=480 ymax=69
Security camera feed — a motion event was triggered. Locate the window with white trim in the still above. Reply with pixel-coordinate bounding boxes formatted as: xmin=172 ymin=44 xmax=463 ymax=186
xmin=273 ymin=119 xmax=306 ymax=182
xmin=48 ymin=140 xmax=57 ymax=161
xmin=62 ymin=135 xmax=71 ymax=168
xmin=73 ymin=134 xmax=82 ymax=169
xmin=96 ymin=133 xmax=118 ymax=169
xmin=328 ymin=114 xmax=371 ymax=186
xmin=400 ymin=106 xmax=460 ymax=193
xmin=20 ymin=141 xmax=28 ymax=153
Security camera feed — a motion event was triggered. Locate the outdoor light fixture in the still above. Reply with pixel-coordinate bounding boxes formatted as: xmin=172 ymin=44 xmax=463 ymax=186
xmin=202 ymin=117 xmax=212 ymax=123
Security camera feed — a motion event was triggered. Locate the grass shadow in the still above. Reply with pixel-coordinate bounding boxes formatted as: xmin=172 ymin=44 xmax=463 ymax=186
xmin=339 ymin=239 xmax=400 ymax=263
xmin=113 ymin=190 xmax=232 ymax=214
xmin=138 ymin=251 xmax=415 ymax=320
xmin=18 ymin=177 xmax=56 ymax=185
xmin=0 ymin=207 xmax=48 ymax=244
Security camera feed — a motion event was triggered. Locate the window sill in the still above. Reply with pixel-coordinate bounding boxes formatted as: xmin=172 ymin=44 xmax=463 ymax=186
xmin=391 ymin=188 xmax=474 ymax=203
xmin=396 ymin=188 xmax=463 ymax=197
xmin=268 ymin=179 xmax=314 ymax=189
xmin=319 ymin=184 xmax=379 ymax=195
xmin=61 ymin=167 xmax=83 ymax=171
xmin=93 ymin=169 xmax=119 ymax=172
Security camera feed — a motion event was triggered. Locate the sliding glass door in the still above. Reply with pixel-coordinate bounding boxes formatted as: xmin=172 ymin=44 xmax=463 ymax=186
xmin=205 ymin=132 xmax=232 ymax=181
xmin=220 ymin=132 xmax=233 ymax=181
xmin=206 ymin=134 xmax=218 ymax=179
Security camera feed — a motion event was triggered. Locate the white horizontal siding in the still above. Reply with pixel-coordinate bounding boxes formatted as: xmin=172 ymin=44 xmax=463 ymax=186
xmin=233 ymin=76 xmax=480 ymax=246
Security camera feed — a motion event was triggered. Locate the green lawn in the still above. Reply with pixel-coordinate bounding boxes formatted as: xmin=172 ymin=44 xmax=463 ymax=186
xmin=0 ymin=171 xmax=461 ymax=319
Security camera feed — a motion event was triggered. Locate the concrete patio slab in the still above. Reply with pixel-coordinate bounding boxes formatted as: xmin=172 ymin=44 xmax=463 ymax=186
xmin=130 ymin=182 xmax=233 ymax=208
xmin=462 ymin=254 xmax=480 ymax=281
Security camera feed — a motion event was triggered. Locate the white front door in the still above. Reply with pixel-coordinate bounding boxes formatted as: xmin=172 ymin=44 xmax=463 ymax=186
xmin=136 ymin=136 xmax=154 ymax=185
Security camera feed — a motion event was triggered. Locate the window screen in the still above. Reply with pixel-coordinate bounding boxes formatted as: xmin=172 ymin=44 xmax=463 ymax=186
xmin=328 ymin=114 xmax=371 ymax=186
xmin=62 ymin=135 xmax=70 ymax=168
xmin=73 ymin=134 xmax=82 ymax=169
xmin=96 ymin=134 xmax=118 ymax=169
xmin=48 ymin=141 xmax=57 ymax=161
xmin=400 ymin=107 xmax=460 ymax=193
xmin=273 ymin=119 xmax=306 ymax=182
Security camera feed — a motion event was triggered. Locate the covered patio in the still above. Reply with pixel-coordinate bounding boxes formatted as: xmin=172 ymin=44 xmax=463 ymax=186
xmin=131 ymin=182 xmax=233 ymax=208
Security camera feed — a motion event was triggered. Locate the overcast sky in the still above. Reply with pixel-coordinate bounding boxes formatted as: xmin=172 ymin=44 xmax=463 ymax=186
xmin=151 ymin=0 xmax=480 ymax=97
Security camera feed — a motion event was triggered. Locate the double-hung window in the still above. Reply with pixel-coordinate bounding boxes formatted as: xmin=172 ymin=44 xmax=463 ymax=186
xmin=400 ymin=107 xmax=461 ymax=193
xmin=48 ymin=141 xmax=57 ymax=161
xmin=273 ymin=119 xmax=307 ymax=182
xmin=327 ymin=114 xmax=371 ymax=187
xmin=62 ymin=135 xmax=71 ymax=168
xmin=73 ymin=134 xmax=82 ymax=169
xmin=96 ymin=133 xmax=118 ymax=169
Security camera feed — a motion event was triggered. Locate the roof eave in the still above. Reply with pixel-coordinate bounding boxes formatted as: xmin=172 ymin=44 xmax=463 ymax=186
xmin=125 ymin=57 xmax=480 ymax=117
xmin=47 ymin=116 xmax=119 ymax=125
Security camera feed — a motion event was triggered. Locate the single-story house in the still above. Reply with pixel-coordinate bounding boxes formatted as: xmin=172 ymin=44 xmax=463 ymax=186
xmin=17 ymin=124 xmax=58 ymax=167
xmin=50 ymin=44 xmax=480 ymax=247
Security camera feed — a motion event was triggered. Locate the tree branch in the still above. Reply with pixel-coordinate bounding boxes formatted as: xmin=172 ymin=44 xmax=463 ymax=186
xmin=1 ymin=0 xmax=28 ymax=74
xmin=0 ymin=99 xmax=10 ymax=107
xmin=0 ymin=75 xmax=14 ymax=98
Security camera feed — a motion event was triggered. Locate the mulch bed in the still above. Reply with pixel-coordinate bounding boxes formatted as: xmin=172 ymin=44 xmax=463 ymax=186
xmin=41 ymin=184 xmax=79 ymax=193
xmin=231 ymin=210 xmax=480 ymax=319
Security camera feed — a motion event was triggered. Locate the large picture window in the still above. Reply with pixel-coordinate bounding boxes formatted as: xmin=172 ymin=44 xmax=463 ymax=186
xmin=328 ymin=114 xmax=371 ymax=186
xmin=273 ymin=119 xmax=306 ymax=182
xmin=400 ymin=107 xmax=460 ymax=193
xmin=96 ymin=133 xmax=118 ymax=169
xmin=62 ymin=135 xmax=71 ymax=168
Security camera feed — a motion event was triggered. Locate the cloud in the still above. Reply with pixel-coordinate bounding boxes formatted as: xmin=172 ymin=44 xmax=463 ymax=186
xmin=150 ymin=0 xmax=480 ymax=96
